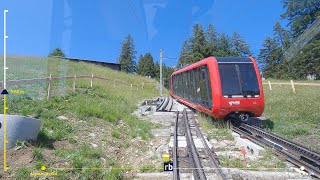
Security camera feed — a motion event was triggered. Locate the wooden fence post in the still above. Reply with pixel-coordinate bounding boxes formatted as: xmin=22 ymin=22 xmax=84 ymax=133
xmin=47 ymin=74 xmax=52 ymax=100
xmin=73 ymin=74 xmax=77 ymax=92
xmin=142 ymin=82 xmax=144 ymax=89
xmin=131 ymin=84 xmax=132 ymax=91
xmin=90 ymin=73 xmax=94 ymax=88
xmin=291 ymin=80 xmax=296 ymax=93
xmin=268 ymin=81 xmax=272 ymax=91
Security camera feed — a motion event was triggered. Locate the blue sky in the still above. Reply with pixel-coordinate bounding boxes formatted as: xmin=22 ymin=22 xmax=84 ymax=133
xmin=0 ymin=0 xmax=285 ymax=67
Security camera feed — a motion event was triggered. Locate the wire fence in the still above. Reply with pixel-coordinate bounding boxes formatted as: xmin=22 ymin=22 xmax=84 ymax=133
xmin=0 ymin=74 xmax=158 ymax=100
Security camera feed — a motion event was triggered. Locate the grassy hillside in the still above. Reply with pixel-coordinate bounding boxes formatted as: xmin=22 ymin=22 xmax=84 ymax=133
xmin=262 ymin=81 xmax=320 ymax=151
xmin=0 ymin=56 xmax=164 ymax=179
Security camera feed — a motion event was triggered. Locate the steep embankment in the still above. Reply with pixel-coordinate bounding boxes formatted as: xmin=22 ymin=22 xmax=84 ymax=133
xmin=0 ymin=56 xmax=162 ymax=179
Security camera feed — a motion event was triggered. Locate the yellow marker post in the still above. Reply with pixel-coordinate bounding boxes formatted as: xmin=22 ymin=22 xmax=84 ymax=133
xmin=3 ymin=10 xmax=9 ymax=171
xmin=163 ymin=154 xmax=170 ymax=162
xmin=3 ymin=93 xmax=8 ymax=171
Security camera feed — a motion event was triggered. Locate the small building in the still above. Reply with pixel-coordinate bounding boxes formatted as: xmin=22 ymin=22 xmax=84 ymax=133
xmin=307 ymin=74 xmax=317 ymax=80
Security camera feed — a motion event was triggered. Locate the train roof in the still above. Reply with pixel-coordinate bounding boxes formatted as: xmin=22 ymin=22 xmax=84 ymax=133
xmin=215 ymin=57 xmax=252 ymax=63
xmin=172 ymin=57 xmax=255 ymax=76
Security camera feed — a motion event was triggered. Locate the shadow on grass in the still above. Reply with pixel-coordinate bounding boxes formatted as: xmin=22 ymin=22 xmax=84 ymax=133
xmin=35 ymin=130 xmax=55 ymax=149
xmin=247 ymin=118 xmax=274 ymax=130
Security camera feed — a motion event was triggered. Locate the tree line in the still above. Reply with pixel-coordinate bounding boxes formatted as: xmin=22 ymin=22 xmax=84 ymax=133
xmin=117 ymin=34 xmax=174 ymax=87
xmin=116 ymin=24 xmax=253 ymax=87
xmin=258 ymin=0 xmax=320 ymax=79
xmin=178 ymin=24 xmax=252 ymax=66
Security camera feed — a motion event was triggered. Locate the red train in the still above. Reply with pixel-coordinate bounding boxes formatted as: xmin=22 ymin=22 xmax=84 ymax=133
xmin=170 ymin=57 xmax=264 ymax=122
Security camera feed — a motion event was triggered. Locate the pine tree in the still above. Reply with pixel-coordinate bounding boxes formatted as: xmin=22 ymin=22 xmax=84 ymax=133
xmin=144 ymin=53 xmax=155 ymax=77
xmin=205 ymin=24 xmax=218 ymax=49
xmin=273 ymin=21 xmax=292 ymax=50
xmin=154 ymin=61 xmax=160 ymax=79
xmin=137 ymin=54 xmax=146 ymax=75
xmin=281 ymin=0 xmax=320 ymax=38
xmin=49 ymin=48 xmax=65 ymax=57
xmin=258 ymin=36 xmax=281 ymax=78
xmin=178 ymin=40 xmax=192 ymax=67
xmin=191 ymin=24 xmax=206 ymax=56
xmin=231 ymin=32 xmax=253 ymax=57
xmin=118 ymin=34 xmax=137 ymax=73
xmin=216 ymin=33 xmax=234 ymax=56
xmin=205 ymin=24 xmax=218 ymax=56
xmin=291 ymin=40 xmax=320 ymax=79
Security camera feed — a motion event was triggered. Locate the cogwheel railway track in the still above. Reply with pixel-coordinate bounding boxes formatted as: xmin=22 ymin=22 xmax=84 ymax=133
xmin=233 ymin=123 xmax=320 ymax=178
xmin=172 ymin=109 xmax=227 ymax=180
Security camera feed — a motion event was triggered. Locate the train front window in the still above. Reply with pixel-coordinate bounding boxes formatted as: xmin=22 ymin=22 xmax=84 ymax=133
xmin=218 ymin=63 xmax=260 ymax=97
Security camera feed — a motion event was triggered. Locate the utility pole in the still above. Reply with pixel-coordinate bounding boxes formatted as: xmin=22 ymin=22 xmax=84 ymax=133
xmin=159 ymin=49 xmax=163 ymax=97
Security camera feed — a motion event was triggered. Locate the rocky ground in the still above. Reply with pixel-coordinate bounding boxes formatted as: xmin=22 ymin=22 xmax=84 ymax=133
xmin=133 ymin=98 xmax=313 ymax=180
xmin=0 ymin=98 xmax=315 ymax=179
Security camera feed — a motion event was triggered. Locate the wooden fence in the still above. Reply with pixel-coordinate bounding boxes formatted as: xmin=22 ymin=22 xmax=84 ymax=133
xmin=262 ymin=80 xmax=320 ymax=93
xmin=0 ymin=74 xmax=156 ymax=100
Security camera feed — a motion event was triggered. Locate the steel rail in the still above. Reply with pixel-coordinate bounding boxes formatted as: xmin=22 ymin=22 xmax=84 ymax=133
xmin=193 ymin=115 xmax=228 ymax=180
xmin=161 ymin=97 xmax=170 ymax=111
xmin=233 ymin=125 xmax=320 ymax=178
xmin=240 ymin=123 xmax=320 ymax=165
xmin=165 ymin=96 xmax=173 ymax=112
xmin=168 ymin=96 xmax=174 ymax=111
xmin=183 ymin=109 xmax=207 ymax=180
xmin=173 ymin=111 xmax=179 ymax=180
xmin=156 ymin=97 xmax=165 ymax=111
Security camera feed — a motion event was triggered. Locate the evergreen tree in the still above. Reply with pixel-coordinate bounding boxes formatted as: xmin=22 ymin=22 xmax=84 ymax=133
xmin=162 ymin=63 xmax=174 ymax=88
xmin=144 ymin=53 xmax=155 ymax=77
xmin=205 ymin=24 xmax=218 ymax=50
xmin=291 ymin=40 xmax=320 ymax=79
xmin=258 ymin=36 xmax=282 ymax=78
xmin=191 ymin=24 xmax=206 ymax=56
xmin=49 ymin=48 xmax=65 ymax=57
xmin=178 ymin=40 xmax=192 ymax=67
xmin=281 ymin=0 xmax=320 ymax=37
xmin=154 ymin=61 xmax=160 ymax=79
xmin=231 ymin=32 xmax=253 ymax=57
xmin=273 ymin=21 xmax=292 ymax=50
xmin=216 ymin=33 xmax=235 ymax=56
xmin=137 ymin=54 xmax=146 ymax=75
xmin=203 ymin=24 xmax=218 ymax=57
xmin=118 ymin=34 xmax=137 ymax=73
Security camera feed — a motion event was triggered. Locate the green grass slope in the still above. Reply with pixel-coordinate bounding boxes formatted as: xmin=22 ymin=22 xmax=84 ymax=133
xmin=262 ymin=82 xmax=320 ymax=151
xmin=0 ymin=56 xmax=163 ymax=179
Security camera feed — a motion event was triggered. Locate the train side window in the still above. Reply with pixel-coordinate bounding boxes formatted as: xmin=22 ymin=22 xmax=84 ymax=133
xmin=189 ymin=70 xmax=193 ymax=101
xmin=200 ymin=67 xmax=208 ymax=107
xmin=194 ymin=69 xmax=198 ymax=103
xmin=204 ymin=66 xmax=213 ymax=109
xmin=187 ymin=71 xmax=191 ymax=101
xmin=182 ymin=73 xmax=185 ymax=98
xmin=185 ymin=72 xmax=188 ymax=99
xmin=188 ymin=70 xmax=193 ymax=102
xmin=185 ymin=72 xmax=189 ymax=100
xmin=178 ymin=74 xmax=182 ymax=97
xmin=174 ymin=75 xmax=177 ymax=94
xmin=176 ymin=75 xmax=179 ymax=96
xmin=192 ymin=69 xmax=197 ymax=103
xmin=195 ymin=67 xmax=201 ymax=105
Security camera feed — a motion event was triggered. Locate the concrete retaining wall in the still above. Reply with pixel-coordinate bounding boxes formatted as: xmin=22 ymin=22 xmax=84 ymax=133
xmin=0 ymin=114 xmax=41 ymax=150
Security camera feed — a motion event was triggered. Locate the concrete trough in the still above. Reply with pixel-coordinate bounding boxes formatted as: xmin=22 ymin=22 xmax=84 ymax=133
xmin=0 ymin=114 xmax=41 ymax=150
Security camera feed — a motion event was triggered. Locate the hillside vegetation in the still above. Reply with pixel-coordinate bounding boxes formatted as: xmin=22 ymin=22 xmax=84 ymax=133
xmin=262 ymin=82 xmax=320 ymax=151
xmin=0 ymin=56 xmax=163 ymax=179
